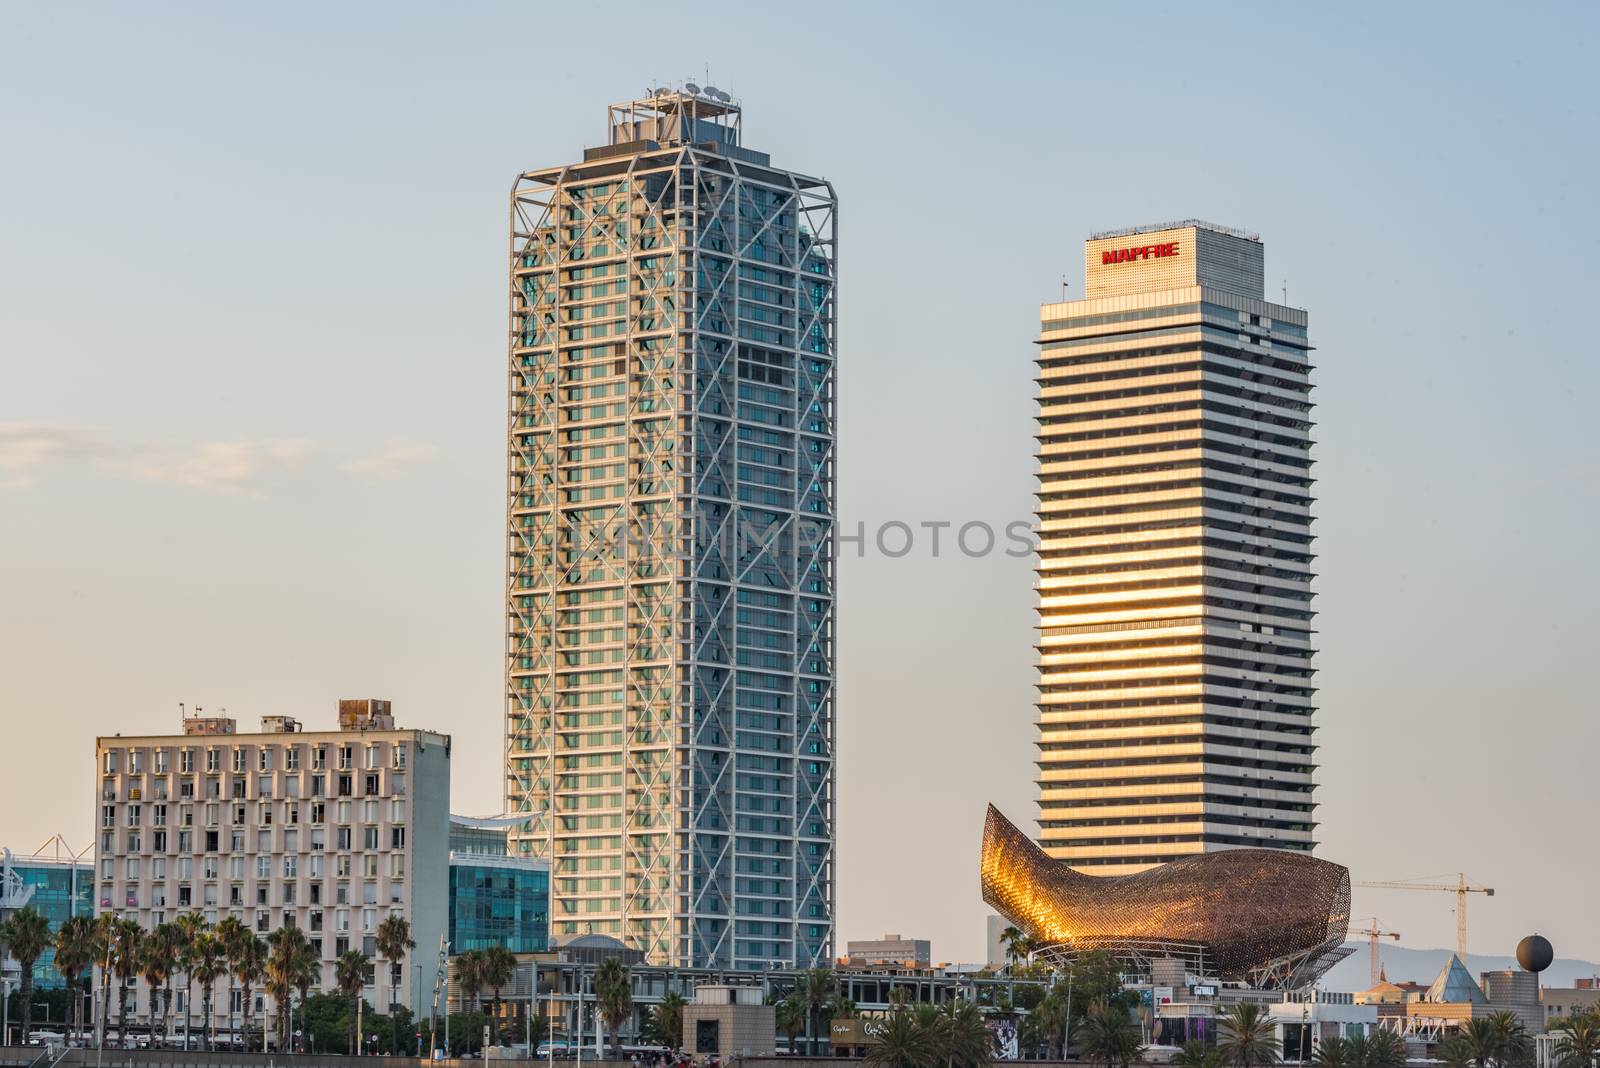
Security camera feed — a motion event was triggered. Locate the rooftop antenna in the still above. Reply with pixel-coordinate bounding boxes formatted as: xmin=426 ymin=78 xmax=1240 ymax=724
xmin=1061 ymin=275 xmax=1069 ymax=301
xmin=1282 ymin=279 xmax=1288 ymax=304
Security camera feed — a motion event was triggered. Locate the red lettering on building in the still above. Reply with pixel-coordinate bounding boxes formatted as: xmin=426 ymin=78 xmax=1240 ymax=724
xmin=1101 ymin=242 xmax=1179 ymax=265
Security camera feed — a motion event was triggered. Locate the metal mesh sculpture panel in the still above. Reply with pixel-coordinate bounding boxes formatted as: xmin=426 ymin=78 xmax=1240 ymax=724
xmin=981 ymin=805 xmax=1351 ymax=988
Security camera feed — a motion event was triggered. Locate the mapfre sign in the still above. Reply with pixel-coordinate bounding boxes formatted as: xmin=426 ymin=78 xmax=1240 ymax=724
xmin=1101 ymin=242 xmax=1179 ymax=265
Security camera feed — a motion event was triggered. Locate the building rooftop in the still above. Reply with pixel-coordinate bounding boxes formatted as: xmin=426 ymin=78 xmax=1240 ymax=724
xmin=1089 ymin=219 xmax=1260 ymax=243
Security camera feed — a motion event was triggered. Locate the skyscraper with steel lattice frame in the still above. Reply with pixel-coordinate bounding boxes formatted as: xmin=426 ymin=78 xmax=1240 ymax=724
xmin=1034 ymin=222 xmax=1318 ymax=875
xmin=504 ymin=89 xmax=837 ymax=969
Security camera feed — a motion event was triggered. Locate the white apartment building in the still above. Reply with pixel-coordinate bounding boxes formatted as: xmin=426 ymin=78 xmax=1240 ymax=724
xmin=94 ymin=701 xmax=449 ymax=1035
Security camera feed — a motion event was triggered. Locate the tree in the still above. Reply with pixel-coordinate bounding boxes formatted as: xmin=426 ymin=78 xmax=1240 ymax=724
xmin=335 ymin=951 xmax=371 ymax=1054
xmin=453 ymin=950 xmax=486 ymax=1046
xmin=1555 ymin=1011 xmax=1600 ymax=1068
xmin=594 ymin=957 xmax=633 ymax=1059
xmin=1489 ymin=1011 xmax=1533 ymax=1068
xmin=0 ymin=906 xmax=52 ymax=1044
xmin=865 ymin=1008 xmax=936 ymax=1068
xmin=375 ymin=914 xmax=414 ymax=1052
xmin=91 ymin=912 xmax=119 ymax=1050
xmin=998 ymin=927 xmax=1025 ymax=973
xmin=1217 ymin=1002 xmax=1279 ymax=1068
xmin=188 ymin=932 xmax=226 ymax=1050
xmin=1438 ymin=1036 xmax=1476 ymax=1068
xmin=53 ymin=914 xmax=97 ymax=1045
xmin=232 ymin=935 xmax=268 ymax=1054
xmin=932 ymin=998 xmax=994 ymax=1068
xmin=1364 ymin=1028 xmax=1409 ymax=1068
xmin=1175 ymin=1039 xmax=1224 ymax=1068
xmin=172 ymin=911 xmax=207 ymax=1048
xmin=776 ymin=993 xmax=807 ymax=1054
xmin=1033 ymin=982 xmax=1073 ymax=1059
xmin=266 ymin=925 xmax=314 ymax=1051
xmin=110 ymin=917 xmax=142 ymax=1047
xmin=1311 ymin=1036 xmax=1351 ymax=1068
xmin=652 ymin=991 xmax=686 ymax=1051
xmin=214 ymin=916 xmax=248 ymax=1043
xmin=1078 ymin=1002 xmax=1142 ymax=1068
xmin=137 ymin=925 xmax=178 ymax=1043
xmin=803 ymin=967 xmax=837 ymax=1056
xmin=480 ymin=946 xmax=517 ymax=1048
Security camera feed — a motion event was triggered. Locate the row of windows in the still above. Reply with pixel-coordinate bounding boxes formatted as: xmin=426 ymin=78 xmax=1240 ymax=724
xmin=103 ymin=742 xmax=407 ymax=776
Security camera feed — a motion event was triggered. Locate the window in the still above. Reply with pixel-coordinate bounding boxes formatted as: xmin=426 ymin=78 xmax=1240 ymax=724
xmin=363 ymin=800 xmax=378 ymax=823
xmin=202 ymin=857 xmax=218 ymax=879
xmin=283 ymin=856 xmax=297 ymax=878
xmin=155 ymin=750 xmax=169 ymax=774
xmin=308 ymin=855 xmax=323 ymax=878
xmin=178 ymin=857 xmax=192 ymax=880
xmin=102 ymin=752 xmax=118 ymax=774
xmin=256 ymin=856 xmax=271 ymax=878
xmin=390 ymin=800 xmax=405 ymax=822
xmin=285 ymin=747 xmax=300 ymax=771
xmin=231 ymin=749 xmax=245 ymax=773
xmin=126 ymin=804 xmax=140 ymax=826
xmin=338 ymin=746 xmax=353 ymax=771
xmin=152 ymin=858 xmax=165 ymax=879
xmin=101 ymin=805 xmax=115 ymax=828
xmin=206 ymin=749 xmax=221 ymax=773
xmin=365 ymin=744 xmax=380 ymax=769
xmin=391 ymin=744 xmax=407 ymax=769
xmin=283 ymin=882 xmax=296 ymax=904
xmin=364 ymin=773 xmax=380 ymax=797
xmin=178 ymin=830 xmax=192 ymax=852
xmin=363 ymin=827 xmax=379 ymax=850
xmin=100 ymin=858 xmax=114 ymax=879
xmin=153 ymin=830 xmax=167 ymax=852
xmin=229 ymin=856 xmax=243 ymax=878
xmin=259 ymin=749 xmax=273 ymax=772
xmin=312 ymin=747 xmax=327 ymax=771
xmin=336 ymin=856 xmax=352 ymax=877
xmin=337 ymin=827 xmax=352 ymax=850
xmin=337 ymin=884 xmax=350 ymax=905
xmin=126 ymin=831 xmax=141 ymax=852
xmin=363 ymin=855 xmax=378 ymax=878
xmin=153 ymin=804 xmax=167 ymax=826
xmin=390 ymin=827 xmax=405 ymax=850
xmin=129 ymin=751 xmax=144 ymax=774
xmin=231 ymin=830 xmax=244 ymax=851
xmin=125 ymin=858 xmax=140 ymax=879
xmin=233 ymin=804 xmax=246 ymax=824
xmin=389 ymin=854 xmax=405 ymax=878
xmin=311 ymin=802 xmax=325 ymax=824
xmin=338 ymin=774 xmax=352 ymax=797
xmin=311 ymin=774 xmax=325 ymax=797
xmin=205 ymin=830 xmax=219 ymax=852
xmin=180 ymin=750 xmax=194 ymax=774
xmin=179 ymin=886 xmax=192 ymax=906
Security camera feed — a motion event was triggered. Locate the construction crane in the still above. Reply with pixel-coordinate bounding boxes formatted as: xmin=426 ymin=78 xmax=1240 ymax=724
xmin=1355 ymin=873 xmax=1493 ymax=957
xmin=1356 ymin=917 xmax=1401 ymax=985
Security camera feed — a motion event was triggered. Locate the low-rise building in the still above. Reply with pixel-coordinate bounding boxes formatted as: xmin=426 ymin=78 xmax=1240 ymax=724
xmin=94 ymin=701 xmax=450 ymax=1039
xmin=682 ymin=985 xmax=774 ymax=1058
xmin=448 ymin=815 xmax=549 ymax=955
xmin=1 ymin=841 xmax=92 ymax=991
xmin=1544 ymin=986 xmax=1600 ymax=1027
xmin=846 ymin=933 xmax=930 ymax=969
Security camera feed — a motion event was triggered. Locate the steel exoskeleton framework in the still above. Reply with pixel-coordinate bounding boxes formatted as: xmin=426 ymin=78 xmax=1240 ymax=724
xmin=504 ymin=93 xmax=836 ymax=970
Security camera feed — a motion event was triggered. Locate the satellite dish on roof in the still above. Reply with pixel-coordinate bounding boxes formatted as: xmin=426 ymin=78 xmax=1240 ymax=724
xmin=705 ymin=86 xmax=723 ymax=99
xmin=685 ymin=82 xmax=701 ymax=94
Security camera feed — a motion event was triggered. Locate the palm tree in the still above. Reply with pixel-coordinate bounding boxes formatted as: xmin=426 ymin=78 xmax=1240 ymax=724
xmin=654 ymin=991 xmax=686 ymax=1051
xmin=172 ymin=911 xmax=207 ymax=1048
xmin=187 ymin=933 xmax=226 ymax=1050
xmin=480 ymin=946 xmax=517 ymax=1048
xmin=53 ymin=914 xmax=97 ymax=1045
xmin=594 ymin=957 xmax=633 ymax=1059
xmin=336 ymin=951 xmax=371 ymax=1054
xmin=375 ymin=915 xmax=415 ymax=1052
xmin=776 ymin=992 xmax=807 ymax=1054
xmin=1365 ymin=1029 xmax=1409 ymax=1068
xmin=1489 ymin=1011 xmax=1533 ymax=1068
xmin=865 ymin=1008 xmax=935 ymax=1068
xmin=91 ymin=912 xmax=119 ymax=1050
xmin=291 ymin=940 xmax=320 ymax=1052
xmin=1078 ymin=1002 xmax=1141 ymax=1068
xmin=213 ymin=916 xmax=247 ymax=1044
xmin=454 ymin=949 xmax=486 ymax=1032
xmin=1174 ymin=1039 xmax=1224 ymax=1068
xmin=231 ymin=935 xmax=267 ymax=1054
xmin=998 ymin=926 xmax=1024 ymax=972
xmin=145 ymin=922 xmax=183 ymax=1042
xmin=934 ymin=998 xmax=996 ymax=1068
xmin=0 ymin=906 xmax=53 ymax=1044
xmin=1309 ymin=1035 xmax=1350 ymax=1067
xmin=1438 ymin=1036 xmax=1476 ymax=1068
xmin=137 ymin=926 xmax=177 ymax=1044
xmin=110 ymin=918 xmax=142 ymax=1047
xmin=265 ymin=925 xmax=313 ymax=1052
xmin=1555 ymin=1011 xmax=1600 ymax=1068
xmin=1033 ymin=982 xmax=1072 ymax=1060
xmin=1217 ymin=1003 xmax=1279 ymax=1068
xmin=802 ymin=967 xmax=837 ymax=1056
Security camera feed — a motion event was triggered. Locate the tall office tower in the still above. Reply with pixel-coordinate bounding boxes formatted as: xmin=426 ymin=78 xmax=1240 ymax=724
xmin=504 ymin=89 xmax=837 ymax=968
xmin=1034 ymin=221 xmax=1317 ymax=874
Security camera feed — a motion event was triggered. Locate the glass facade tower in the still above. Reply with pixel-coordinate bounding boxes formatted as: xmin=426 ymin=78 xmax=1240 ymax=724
xmin=504 ymin=90 xmax=837 ymax=968
xmin=1034 ymin=222 xmax=1318 ymax=874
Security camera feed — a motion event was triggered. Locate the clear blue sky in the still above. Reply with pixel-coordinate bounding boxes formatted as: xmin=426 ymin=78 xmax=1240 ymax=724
xmin=2 ymin=1 xmax=1596 ymax=969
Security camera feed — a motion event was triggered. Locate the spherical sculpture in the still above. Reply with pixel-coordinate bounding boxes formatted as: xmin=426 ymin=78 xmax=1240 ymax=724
xmin=1517 ymin=934 xmax=1554 ymax=973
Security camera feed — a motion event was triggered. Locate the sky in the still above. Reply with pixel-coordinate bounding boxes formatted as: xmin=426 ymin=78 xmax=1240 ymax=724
xmin=2 ymin=2 xmax=1597 ymax=969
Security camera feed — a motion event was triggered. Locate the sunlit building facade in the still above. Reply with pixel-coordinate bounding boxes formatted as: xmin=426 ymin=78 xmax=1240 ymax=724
xmin=504 ymin=89 xmax=837 ymax=968
xmin=1034 ymin=222 xmax=1318 ymax=873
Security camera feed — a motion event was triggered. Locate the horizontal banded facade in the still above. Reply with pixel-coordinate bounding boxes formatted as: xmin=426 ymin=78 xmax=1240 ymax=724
xmin=1034 ymin=222 xmax=1318 ymax=874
